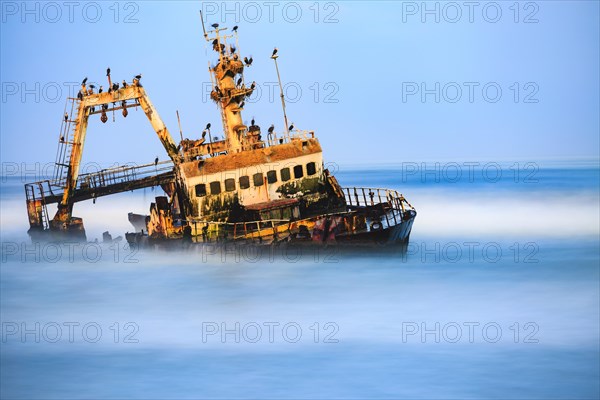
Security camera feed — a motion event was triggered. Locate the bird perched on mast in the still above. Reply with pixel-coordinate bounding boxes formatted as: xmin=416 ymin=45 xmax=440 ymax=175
xmin=271 ymin=48 xmax=278 ymax=58
xmin=82 ymin=77 xmax=88 ymax=85
xmin=106 ymin=68 xmax=110 ymax=76
xmin=232 ymin=25 xmax=238 ymax=33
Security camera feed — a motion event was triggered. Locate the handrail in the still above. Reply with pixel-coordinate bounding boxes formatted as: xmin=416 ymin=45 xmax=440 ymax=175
xmin=340 ymin=186 xmax=415 ymax=211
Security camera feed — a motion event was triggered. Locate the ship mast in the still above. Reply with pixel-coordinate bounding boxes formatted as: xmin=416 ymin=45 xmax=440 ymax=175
xmin=200 ymin=14 xmax=252 ymax=153
xmin=271 ymin=52 xmax=290 ymax=135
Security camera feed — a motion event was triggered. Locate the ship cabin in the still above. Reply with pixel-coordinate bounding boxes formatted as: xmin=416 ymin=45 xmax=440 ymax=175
xmin=178 ymin=130 xmax=341 ymax=225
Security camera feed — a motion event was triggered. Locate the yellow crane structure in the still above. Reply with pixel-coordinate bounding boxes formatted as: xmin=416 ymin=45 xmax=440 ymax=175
xmin=26 ymin=76 xmax=181 ymax=239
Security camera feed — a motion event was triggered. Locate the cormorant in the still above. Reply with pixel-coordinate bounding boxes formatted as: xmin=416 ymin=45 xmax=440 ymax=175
xmin=206 ymin=123 xmax=211 ymax=130
xmin=288 ymin=123 xmax=294 ymax=131
xmin=135 ymin=74 xmax=142 ymax=80
xmin=236 ymin=77 xmax=242 ymax=86
xmin=239 ymin=101 xmax=245 ymax=108
xmin=251 ymin=117 xmax=255 ymax=126
xmin=122 ymin=80 xmax=128 ymax=88
xmin=211 ymin=23 xmax=219 ymax=29
xmin=154 ymin=157 xmax=159 ymax=166
xmin=268 ymin=124 xmax=274 ymax=134
xmin=230 ymin=45 xmax=236 ymax=53
xmin=89 ymin=84 xmax=95 ymax=90
xmin=249 ymin=56 xmax=253 ymax=65
xmin=232 ymin=25 xmax=238 ymax=32
xmin=112 ymin=82 xmax=119 ymax=91
xmin=244 ymin=56 xmax=249 ymax=66
xmin=77 ymin=91 xmax=83 ymax=100
xmin=60 ymin=136 xmax=64 ymax=142
xmin=99 ymin=86 xmax=103 ymax=93
xmin=106 ymin=68 xmax=110 ymax=76
xmin=272 ymin=48 xmax=278 ymax=57
xmin=250 ymin=81 xmax=256 ymax=90
xmin=82 ymin=77 xmax=88 ymax=85
xmin=202 ymin=130 xmax=207 ymax=139
xmin=64 ymin=112 xmax=68 ymax=122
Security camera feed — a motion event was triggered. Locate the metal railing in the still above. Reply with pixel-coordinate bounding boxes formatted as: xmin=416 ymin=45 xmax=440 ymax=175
xmin=77 ymin=161 xmax=173 ymax=191
xmin=341 ymin=187 xmax=415 ymax=230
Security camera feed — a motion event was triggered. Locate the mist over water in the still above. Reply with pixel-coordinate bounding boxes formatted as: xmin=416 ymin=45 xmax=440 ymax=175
xmin=1 ymin=163 xmax=599 ymax=399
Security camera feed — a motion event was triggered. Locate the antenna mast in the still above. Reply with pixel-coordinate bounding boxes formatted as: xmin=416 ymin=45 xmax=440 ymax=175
xmin=271 ymin=53 xmax=289 ymax=135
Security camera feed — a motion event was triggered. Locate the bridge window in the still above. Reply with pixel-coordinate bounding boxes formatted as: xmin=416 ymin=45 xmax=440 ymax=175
xmin=267 ymin=170 xmax=277 ymax=184
xmin=253 ymin=173 xmax=264 ymax=186
xmin=195 ymin=184 xmax=206 ymax=197
xmin=294 ymin=165 xmax=304 ymax=179
xmin=210 ymin=181 xmax=221 ymax=195
xmin=225 ymin=178 xmax=236 ymax=192
xmin=280 ymin=167 xmax=291 ymax=182
xmin=306 ymin=162 xmax=317 ymax=176
xmin=239 ymin=175 xmax=250 ymax=189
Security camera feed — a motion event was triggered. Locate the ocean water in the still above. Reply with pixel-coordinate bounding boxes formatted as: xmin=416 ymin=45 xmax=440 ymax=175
xmin=1 ymin=161 xmax=599 ymax=399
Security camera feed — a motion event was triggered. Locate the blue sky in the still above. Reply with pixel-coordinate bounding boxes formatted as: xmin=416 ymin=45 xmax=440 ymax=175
xmin=1 ymin=1 xmax=598 ymax=167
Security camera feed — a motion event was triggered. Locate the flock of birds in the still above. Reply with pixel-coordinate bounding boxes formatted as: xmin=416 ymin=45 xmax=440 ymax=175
xmin=64 ymin=25 xmax=295 ymax=151
xmin=77 ymin=68 xmax=142 ymax=100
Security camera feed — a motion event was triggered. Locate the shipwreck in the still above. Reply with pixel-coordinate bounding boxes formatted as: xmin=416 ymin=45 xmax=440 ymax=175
xmin=24 ymin=21 xmax=416 ymax=247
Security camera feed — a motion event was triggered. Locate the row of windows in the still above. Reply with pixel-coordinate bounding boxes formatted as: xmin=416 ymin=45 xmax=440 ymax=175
xmin=195 ymin=162 xmax=318 ymax=197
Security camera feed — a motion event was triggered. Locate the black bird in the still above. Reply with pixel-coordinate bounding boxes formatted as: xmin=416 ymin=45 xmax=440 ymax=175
xmin=89 ymin=84 xmax=95 ymax=90
xmin=206 ymin=123 xmax=211 ymax=130
xmin=64 ymin=112 xmax=68 ymax=122
xmin=202 ymin=130 xmax=207 ymax=139
xmin=239 ymin=101 xmax=245 ymax=108
xmin=112 ymin=83 xmax=119 ymax=91
xmin=82 ymin=77 xmax=88 ymax=85
xmin=248 ymin=56 xmax=253 ymax=65
xmin=243 ymin=56 xmax=249 ymax=66
xmin=211 ymin=23 xmax=219 ymax=29
xmin=77 ymin=91 xmax=83 ymax=100
xmin=236 ymin=77 xmax=242 ymax=86
xmin=251 ymin=117 xmax=255 ymax=126
xmin=60 ymin=136 xmax=64 ymax=142
xmin=271 ymin=48 xmax=278 ymax=57
xmin=99 ymin=86 xmax=103 ymax=93
xmin=154 ymin=157 xmax=159 ymax=166
xmin=230 ymin=45 xmax=236 ymax=53
xmin=232 ymin=25 xmax=238 ymax=32
xmin=288 ymin=123 xmax=294 ymax=131
xmin=135 ymin=74 xmax=142 ymax=80
xmin=106 ymin=68 xmax=110 ymax=76
xmin=122 ymin=80 xmax=127 ymax=88
xmin=268 ymin=124 xmax=274 ymax=134
xmin=250 ymin=81 xmax=256 ymax=90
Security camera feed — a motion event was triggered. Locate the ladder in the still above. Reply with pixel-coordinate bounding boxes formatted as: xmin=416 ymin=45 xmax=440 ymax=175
xmin=53 ymin=97 xmax=82 ymax=188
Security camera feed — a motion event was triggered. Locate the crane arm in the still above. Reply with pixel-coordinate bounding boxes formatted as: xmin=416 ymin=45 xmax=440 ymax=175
xmin=52 ymin=84 xmax=181 ymax=227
